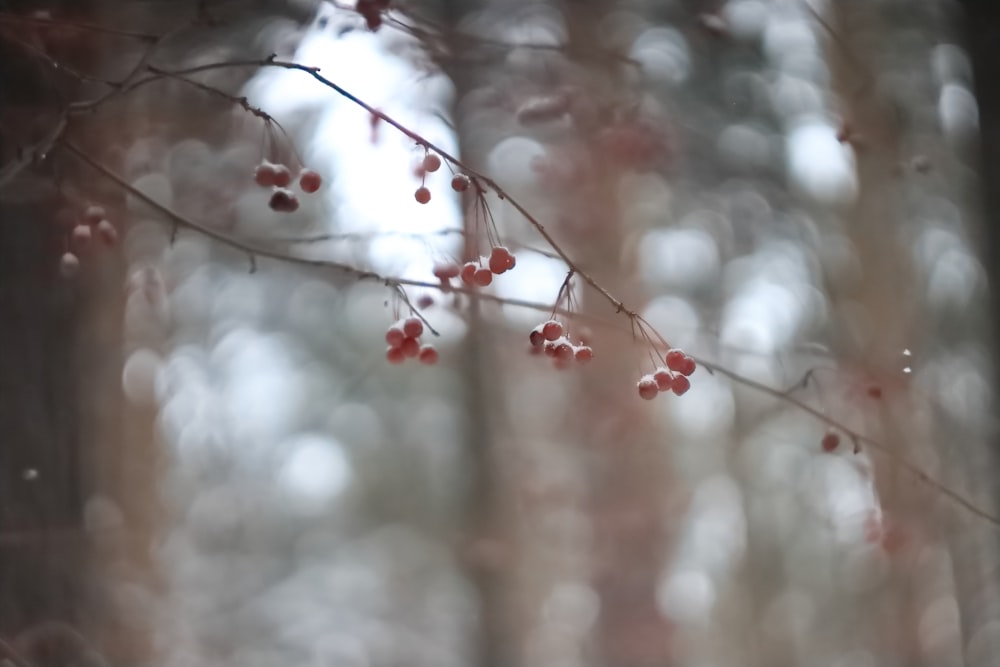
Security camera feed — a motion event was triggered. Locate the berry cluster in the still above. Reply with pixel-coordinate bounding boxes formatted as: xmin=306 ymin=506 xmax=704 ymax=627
xmin=254 ymin=160 xmax=322 ymax=213
xmin=432 ymin=246 xmax=517 ymax=291
xmin=413 ymin=153 xmax=441 ymax=204
xmin=59 ymin=204 xmax=118 ymax=278
xmin=636 ymin=348 xmax=696 ymax=400
xmin=385 ymin=316 xmax=438 ymax=365
xmin=528 ymin=320 xmax=593 ymax=368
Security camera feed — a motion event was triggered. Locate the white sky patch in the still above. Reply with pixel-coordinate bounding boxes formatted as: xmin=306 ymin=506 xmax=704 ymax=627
xmin=785 ymin=119 xmax=857 ymax=205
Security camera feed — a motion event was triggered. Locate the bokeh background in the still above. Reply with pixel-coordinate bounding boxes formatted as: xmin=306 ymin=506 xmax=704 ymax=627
xmin=2 ymin=1 xmax=1000 ymax=667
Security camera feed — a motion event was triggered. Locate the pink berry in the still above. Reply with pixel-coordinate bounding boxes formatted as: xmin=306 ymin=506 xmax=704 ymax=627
xmin=386 ymin=346 xmax=405 ymax=365
xmin=82 ymin=204 xmax=106 ymax=225
xmin=386 ymin=326 xmax=405 ymax=348
xmin=59 ymin=252 xmax=80 ymax=278
xmin=665 ymin=349 xmax=686 ymax=372
xmin=418 ymin=344 xmax=439 ymax=365
xmin=637 ymin=376 xmax=659 ymax=401
xmin=543 ymin=341 xmax=559 ymax=357
xmin=542 ymin=320 xmax=563 ymax=341
xmin=269 ymin=188 xmax=299 ymax=213
xmin=415 ymin=187 xmax=431 ymax=204
xmin=679 ymin=357 xmax=696 ymax=377
xmin=473 ymin=267 xmax=493 ymax=286
xmin=401 ymin=337 xmax=420 ymax=358
xmin=821 ymin=431 xmax=840 ymax=453
xmin=272 ymin=164 xmax=292 ymax=188
xmin=653 ymin=368 xmax=673 ymax=392
xmin=451 ymin=174 xmax=471 ymax=192
xmin=554 ymin=342 xmax=573 ymax=361
xmin=298 ymin=168 xmax=322 ymax=193
xmin=529 ymin=328 xmax=545 ymax=348
xmin=254 ymin=162 xmax=276 ymax=187
xmin=574 ymin=346 xmax=593 ymax=363
xmin=460 ymin=262 xmax=477 ymax=286
xmin=71 ymin=224 xmax=92 ymax=249
xmin=671 ymin=375 xmax=691 ymax=396
xmin=434 ymin=262 xmax=461 ymax=280
xmin=402 ymin=316 xmax=424 ymax=338
xmin=96 ymin=219 xmax=118 ymax=246
xmin=422 ymin=154 xmax=441 ymax=173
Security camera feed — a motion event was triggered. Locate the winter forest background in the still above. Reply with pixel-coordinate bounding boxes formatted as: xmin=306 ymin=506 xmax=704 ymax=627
xmin=2 ymin=0 xmax=1000 ymax=666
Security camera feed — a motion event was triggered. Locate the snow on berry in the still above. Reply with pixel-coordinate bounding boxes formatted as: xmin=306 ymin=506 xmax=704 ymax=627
xmin=402 ymin=316 xmax=424 ymax=338
xmin=574 ymin=345 xmax=593 ymax=363
xmin=298 ymin=168 xmax=322 ymax=193
xmin=542 ymin=320 xmax=563 ymax=341
xmin=637 ymin=375 xmax=659 ymax=400
xmin=414 ymin=186 xmax=431 ymax=204
xmin=71 ymin=224 xmax=92 ymax=248
xmin=401 ymin=337 xmax=420 ymax=358
xmin=422 ymin=154 xmax=441 ymax=173
xmin=451 ymin=174 xmax=471 ymax=192
xmin=269 ymin=188 xmax=299 ymax=213
xmin=488 ymin=246 xmax=516 ymax=275
xmin=272 ymin=164 xmax=292 ymax=188
xmin=653 ymin=367 xmax=673 ymax=392
xmin=59 ymin=252 xmax=80 ymax=278
xmin=385 ymin=325 xmax=405 ymax=348
xmin=82 ymin=204 xmax=106 ymax=226
xmin=96 ymin=219 xmax=118 ymax=246
xmin=386 ymin=346 xmax=405 ymax=364
xmin=254 ymin=161 xmax=278 ymax=187
xmin=418 ymin=344 xmax=439 ymax=365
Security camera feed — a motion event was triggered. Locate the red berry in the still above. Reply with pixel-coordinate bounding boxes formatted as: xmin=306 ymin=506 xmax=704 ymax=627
xmin=460 ymin=262 xmax=477 ymax=286
xmin=269 ymin=188 xmax=300 ymax=213
xmin=433 ymin=262 xmax=461 ymax=280
xmin=671 ymin=375 xmax=691 ymax=396
xmin=401 ymin=337 xmax=420 ymax=358
xmin=554 ymin=342 xmax=573 ymax=361
xmin=402 ymin=316 xmax=424 ymax=338
xmin=422 ymin=154 xmax=441 ymax=173
xmin=386 ymin=346 xmax=405 ymax=364
xmin=867 ymin=386 xmax=882 ymax=399
xmin=653 ymin=368 xmax=673 ymax=392
xmin=679 ymin=357 xmax=696 ymax=377
xmin=417 ymin=295 xmax=434 ymax=309
xmin=272 ymin=164 xmax=292 ymax=188
xmin=451 ymin=174 xmax=471 ymax=192
xmin=529 ymin=328 xmax=545 ymax=348
xmin=96 ymin=219 xmax=118 ymax=246
xmin=488 ymin=246 xmax=515 ymax=274
xmin=298 ymin=168 xmax=322 ymax=193
xmin=254 ymin=161 xmax=277 ymax=187
xmin=473 ymin=267 xmax=493 ymax=286
xmin=59 ymin=252 xmax=80 ymax=278
xmin=637 ymin=376 xmax=659 ymax=400
xmin=386 ymin=326 xmax=405 ymax=348
xmin=82 ymin=204 xmax=106 ymax=225
xmin=821 ymin=431 xmax=840 ymax=453
xmin=574 ymin=346 xmax=593 ymax=363
xmin=542 ymin=320 xmax=563 ymax=341
xmin=666 ymin=349 xmax=686 ymax=372
xmin=415 ymin=186 xmax=431 ymax=204
xmin=418 ymin=344 xmax=439 ymax=365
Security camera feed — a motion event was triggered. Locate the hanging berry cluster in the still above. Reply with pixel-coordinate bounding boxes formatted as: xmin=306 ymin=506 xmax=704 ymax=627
xmin=637 ymin=348 xmax=696 ymax=400
xmin=529 ymin=319 xmax=594 ymax=368
xmin=254 ymin=159 xmax=322 ymax=213
xmin=59 ymin=204 xmax=118 ymax=278
xmin=385 ymin=316 xmax=438 ymax=365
